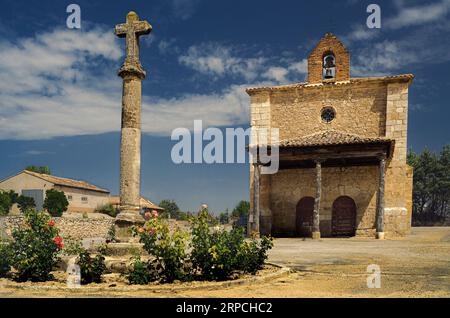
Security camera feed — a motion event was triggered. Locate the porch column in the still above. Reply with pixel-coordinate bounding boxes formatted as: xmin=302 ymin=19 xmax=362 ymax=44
xmin=312 ymin=160 xmax=322 ymax=239
xmin=248 ymin=163 xmax=261 ymax=237
xmin=376 ymin=154 xmax=386 ymax=239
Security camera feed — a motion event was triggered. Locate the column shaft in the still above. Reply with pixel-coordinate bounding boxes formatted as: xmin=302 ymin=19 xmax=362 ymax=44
xmin=376 ymin=156 xmax=386 ymax=239
xmin=312 ymin=161 xmax=322 ymax=239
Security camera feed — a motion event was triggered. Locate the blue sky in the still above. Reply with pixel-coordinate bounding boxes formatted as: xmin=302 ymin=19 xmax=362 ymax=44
xmin=0 ymin=0 xmax=449 ymax=213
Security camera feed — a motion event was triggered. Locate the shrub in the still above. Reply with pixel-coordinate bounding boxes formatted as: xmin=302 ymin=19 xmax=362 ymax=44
xmin=43 ymin=189 xmax=69 ymax=217
xmin=106 ymin=225 xmax=116 ymax=243
xmin=191 ymin=209 xmax=246 ymax=280
xmin=76 ymin=248 xmax=106 ymax=284
xmin=127 ymin=255 xmax=157 ymax=285
xmin=0 ymin=242 xmax=11 ymax=277
xmin=190 ymin=208 xmax=273 ymax=280
xmin=17 ymin=195 xmax=36 ymax=213
xmin=25 ymin=165 xmax=51 ymax=175
xmin=62 ymin=238 xmax=84 ymax=256
xmin=9 ymin=210 xmax=63 ymax=282
xmin=132 ymin=213 xmax=189 ymax=283
xmin=0 ymin=191 xmax=13 ymax=216
xmin=95 ymin=203 xmax=119 ymax=218
xmin=236 ymin=236 xmax=273 ymax=274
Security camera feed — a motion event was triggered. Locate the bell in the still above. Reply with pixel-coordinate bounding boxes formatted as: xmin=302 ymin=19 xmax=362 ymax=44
xmin=324 ymin=68 xmax=334 ymax=79
xmin=323 ymin=55 xmax=336 ymax=79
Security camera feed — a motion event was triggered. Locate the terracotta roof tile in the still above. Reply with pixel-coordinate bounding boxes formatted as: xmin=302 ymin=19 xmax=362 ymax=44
xmin=246 ymin=74 xmax=414 ymax=94
xmin=109 ymin=196 xmax=164 ymax=211
xmin=24 ymin=170 xmax=110 ymax=193
xmin=275 ymin=130 xmax=393 ymax=148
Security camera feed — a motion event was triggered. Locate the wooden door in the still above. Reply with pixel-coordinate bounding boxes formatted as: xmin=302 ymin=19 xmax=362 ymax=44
xmin=332 ymin=196 xmax=356 ymax=237
xmin=296 ymin=197 xmax=314 ymax=237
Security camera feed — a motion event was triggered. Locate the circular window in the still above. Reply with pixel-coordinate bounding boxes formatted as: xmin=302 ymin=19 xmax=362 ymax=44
xmin=321 ymin=107 xmax=335 ymax=123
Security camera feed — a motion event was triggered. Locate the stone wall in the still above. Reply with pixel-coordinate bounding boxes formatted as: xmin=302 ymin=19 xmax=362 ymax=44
xmin=0 ymin=215 xmax=114 ymax=241
xmin=270 ymin=166 xmax=378 ymax=237
xmin=269 ymin=82 xmax=387 ymax=141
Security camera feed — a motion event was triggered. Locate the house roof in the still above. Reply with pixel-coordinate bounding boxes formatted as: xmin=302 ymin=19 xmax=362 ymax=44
xmin=109 ymin=196 xmax=164 ymax=211
xmin=23 ymin=170 xmax=110 ymax=193
xmin=246 ymin=74 xmax=414 ymax=94
xmin=274 ymin=130 xmax=393 ymax=148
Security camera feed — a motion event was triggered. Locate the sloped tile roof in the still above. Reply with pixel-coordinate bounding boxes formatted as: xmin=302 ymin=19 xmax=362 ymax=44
xmin=24 ymin=170 xmax=110 ymax=193
xmin=275 ymin=130 xmax=393 ymax=148
xmin=246 ymin=74 xmax=414 ymax=94
xmin=109 ymin=196 xmax=164 ymax=211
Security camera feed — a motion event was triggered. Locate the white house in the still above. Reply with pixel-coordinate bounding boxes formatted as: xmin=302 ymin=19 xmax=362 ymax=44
xmin=0 ymin=170 xmax=110 ymax=214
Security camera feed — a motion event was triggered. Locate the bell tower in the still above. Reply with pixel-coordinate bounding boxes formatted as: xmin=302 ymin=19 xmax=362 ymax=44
xmin=307 ymin=33 xmax=350 ymax=84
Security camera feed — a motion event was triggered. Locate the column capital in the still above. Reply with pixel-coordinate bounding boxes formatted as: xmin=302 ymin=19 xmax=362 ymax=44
xmin=377 ymin=153 xmax=387 ymax=161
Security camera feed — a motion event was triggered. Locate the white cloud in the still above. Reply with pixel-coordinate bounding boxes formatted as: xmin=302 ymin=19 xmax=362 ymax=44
xmin=171 ymin=0 xmax=201 ymax=20
xmin=0 ymin=28 xmax=251 ymax=140
xmin=178 ymin=43 xmax=266 ymax=80
xmin=385 ymin=0 xmax=450 ymax=29
xmin=263 ymin=67 xmax=288 ymax=82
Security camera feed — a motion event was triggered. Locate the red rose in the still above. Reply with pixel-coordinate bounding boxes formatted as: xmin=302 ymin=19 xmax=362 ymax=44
xmin=48 ymin=220 xmax=55 ymax=227
xmin=53 ymin=236 xmax=63 ymax=245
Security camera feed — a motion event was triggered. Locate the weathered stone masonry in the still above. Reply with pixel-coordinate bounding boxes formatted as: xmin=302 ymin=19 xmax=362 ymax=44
xmin=248 ymin=33 xmax=413 ymax=239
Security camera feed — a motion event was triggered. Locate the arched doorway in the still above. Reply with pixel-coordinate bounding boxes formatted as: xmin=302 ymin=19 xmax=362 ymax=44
xmin=332 ymin=196 xmax=357 ymax=237
xmin=296 ymin=197 xmax=314 ymax=237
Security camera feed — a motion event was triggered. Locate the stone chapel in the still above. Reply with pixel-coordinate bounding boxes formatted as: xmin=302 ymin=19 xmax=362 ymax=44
xmin=247 ymin=33 xmax=413 ymax=239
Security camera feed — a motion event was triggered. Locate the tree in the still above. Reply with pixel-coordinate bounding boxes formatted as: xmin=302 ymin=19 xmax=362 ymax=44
xmin=17 ymin=195 xmax=36 ymax=213
xmin=408 ymin=145 xmax=450 ymax=225
xmin=219 ymin=211 xmax=229 ymax=224
xmin=158 ymin=199 xmax=180 ymax=219
xmin=25 ymin=166 xmax=51 ymax=175
xmin=231 ymin=200 xmax=250 ymax=218
xmin=43 ymin=189 xmax=69 ymax=217
xmin=0 ymin=191 xmax=13 ymax=216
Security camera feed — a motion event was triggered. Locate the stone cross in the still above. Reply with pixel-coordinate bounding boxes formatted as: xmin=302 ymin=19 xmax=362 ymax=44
xmin=114 ymin=11 xmax=152 ymax=229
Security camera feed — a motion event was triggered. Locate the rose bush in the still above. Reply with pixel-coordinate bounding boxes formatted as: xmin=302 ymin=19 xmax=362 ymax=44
xmin=9 ymin=209 xmax=63 ymax=282
xmin=131 ymin=213 xmax=189 ymax=283
xmin=191 ymin=208 xmax=273 ymax=280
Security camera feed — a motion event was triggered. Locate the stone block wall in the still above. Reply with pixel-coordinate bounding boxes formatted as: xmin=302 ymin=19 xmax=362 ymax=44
xmin=270 ymin=166 xmax=378 ymax=237
xmin=383 ymin=82 xmax=411 ymax=236
xmin=0 ymin=216 xmax=115 ymax=241
xmin=269 ymin=82 xmax=387 ymax=141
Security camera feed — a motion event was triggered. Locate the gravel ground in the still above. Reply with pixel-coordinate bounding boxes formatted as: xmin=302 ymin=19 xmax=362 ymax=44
xmin=1 ymin=227 xmax=449 ymax=297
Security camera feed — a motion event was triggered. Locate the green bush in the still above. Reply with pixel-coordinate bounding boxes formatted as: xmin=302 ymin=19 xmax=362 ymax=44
xmin=95 ymin=203 xmax=119 ymax=218
xmin=43 ymin=189 xmax=69 ymax=217
xmin=127 ymin=255 xmax=157 ymax=285
xmin=76 ymin=248 xmax=106 ymax=284
xmin=9 ymin=210 xmax=63 ymax=282
xmin=17 ymin=195 xmax=36 ymax=213
xmin=0 ymin=242 xmax=11 ymax=277
xmin=236 ymin=236 xmax=273 ymax=274
xmin=62 ymin=238 xmax=84 ymax=256
xmin=191 ymin=209 xmax=244 ymax=280
xmin=0 ymin=191 xmax=13 ymax=216
xmin=190 ymin=208 xmax=273 ymax=280
xmin=132 ymin=215 xmax=189 ymax=283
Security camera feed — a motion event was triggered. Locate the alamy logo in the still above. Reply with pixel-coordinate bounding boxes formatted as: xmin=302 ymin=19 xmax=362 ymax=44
xmin=366 ymin=4 xmax=381 ymax=29
xmin=367 ymin=264 xmax=381 ymax=288
xmin=66 ymin=4 xmax=81 ymax=29
xmin=171 ymin=120 xmax=280 ymax=174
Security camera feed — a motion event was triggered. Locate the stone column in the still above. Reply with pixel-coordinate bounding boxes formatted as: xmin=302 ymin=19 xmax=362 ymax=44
xmin=114 ymin=12 xmax=152 ymax=227
xmin=248 ymin=163 xmax=261 ymax=237
xmin=376 ymin=155 xmax=386 ymax=239
xmin=312 ymin=160 xmax=322 ymax=239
